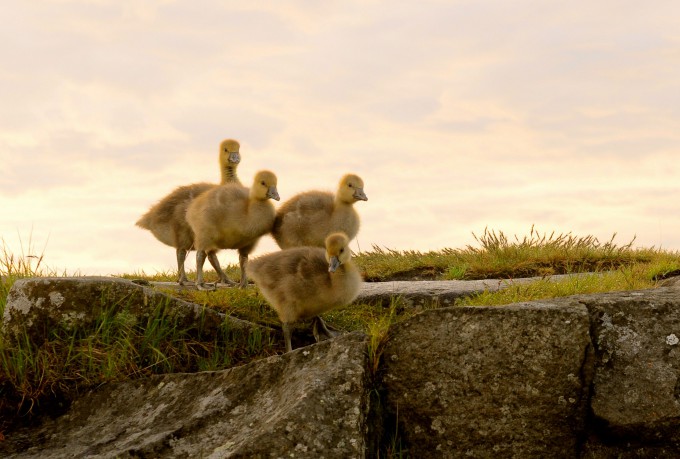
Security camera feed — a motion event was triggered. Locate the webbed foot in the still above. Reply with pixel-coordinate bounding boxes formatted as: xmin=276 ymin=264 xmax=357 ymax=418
xmin=196 ymin=282 xmax=217 ymax=291
xmin=312 ymin=317 xmax=338 ymax=342
xmin=218 ymin=276 xmax=239 ymax=288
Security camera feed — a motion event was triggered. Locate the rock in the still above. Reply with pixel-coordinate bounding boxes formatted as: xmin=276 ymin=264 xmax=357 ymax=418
xmin=581 ymin=441 xmax=680 ymax=458
xmin=581 ymin=287 xmax=680 ymax=452
xmin=6 ymin=277 xmax=680 ymax=457
xmin=357 ymin=274 xmax=602 ymax=308
xmin=659 ymin=275 xmax=680 ymax=288
xmin=357 ymin=279 xmax=507 ymax=308
xmin=381 ymin=298 xmax=592 ymax=457
xmin=2 ymin=277 xmax=263 ymax=345
xmin=0 ymin=332 xmax=371 ymax=458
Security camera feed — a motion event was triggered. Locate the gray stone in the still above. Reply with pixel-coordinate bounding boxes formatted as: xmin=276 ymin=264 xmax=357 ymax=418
xmin=6 ymin=277 xmax=680 ymax=457
xmin=381 ymin=298 xmax=592 ymax=458
xmin=1 ymin=332 xmax=370 ymax=458
xmin=357 ymin=279 xmax=507 ymax=308
xmin=3 ymin=277 xmax=262 ymax=345
xmin=659 ymin=276 xmax=680 ymax=288
xmin=356 ymin=274 xmax=602 ymax=308
xmin=582 ymin=442 xmax=680 ymax=458
xmin=582 ymin=287 xmax=680 ymax=447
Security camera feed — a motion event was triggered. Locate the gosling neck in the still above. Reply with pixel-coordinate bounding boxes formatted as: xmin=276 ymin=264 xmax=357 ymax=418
xmin=221 ymin=163 xmax=239 ymax=185
xmin=330 ymin=261 xmax=355 ymax=281
xmin=334 ymin=194 xmax=355 ymax=207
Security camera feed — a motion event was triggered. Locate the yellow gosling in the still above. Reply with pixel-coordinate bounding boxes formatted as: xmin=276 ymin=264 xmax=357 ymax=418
xmin=135 ymin=139 xmax=242 ymax=284
xmin=272 ymin=174 xmax=367 ymax=249
xmin=186 ymin=170 xmax=280 ymax=290
xmin=247 ymin=232 xmax=363 ymax=352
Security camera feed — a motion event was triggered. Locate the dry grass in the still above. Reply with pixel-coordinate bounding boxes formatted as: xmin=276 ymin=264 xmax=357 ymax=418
xmin=355 ymin=226 xmax=657 ymax=281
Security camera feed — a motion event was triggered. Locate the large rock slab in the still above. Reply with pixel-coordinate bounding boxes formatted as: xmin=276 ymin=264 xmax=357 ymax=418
xmin=3 ymin=277 xmax=261 ymax=345
xmin=581 ymin=287 xmax=680 ymax=453
xmin=350 ymin=274 xmax=601 ymax=307
xmin=6 ymin=277 xmax=680 ymax=457
xmin=1 ymin=332 xmax=371 ymax=458
xmin=357 ymin=279 xmax=510 ymax=307
xmin=381 ymin=299 xmax=592 ymax=457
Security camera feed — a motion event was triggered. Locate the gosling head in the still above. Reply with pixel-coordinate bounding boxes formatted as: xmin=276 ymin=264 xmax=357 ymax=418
xmin=219 ymin=139 xmax=241 ymax=165
xmin=252 ymin=170 xmax=280 ymax=201
xmin=337 ymin=174 xmax=368 ymax=204
xmin=325 ymin=232 xmax=351 ymax=273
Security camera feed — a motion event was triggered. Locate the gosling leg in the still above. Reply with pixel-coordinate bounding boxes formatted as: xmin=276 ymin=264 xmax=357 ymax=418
xmin=238 ymin=254 xmax=248 ymax=289
xmin=207 ymin=252 xmax=237 ymax=287
xmin=312 ymin=316 xmax=337 ymax=342
xmin=282 ymin=322 xmax=293 ymax=353
xmin=195 ymin=250 xmax=216 ymax=291
xmin=176 ymin=248 xmax=194 ymax=285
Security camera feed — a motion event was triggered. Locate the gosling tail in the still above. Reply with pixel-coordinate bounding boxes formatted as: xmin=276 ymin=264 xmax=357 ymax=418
xmin=135 ymin=213 xmax=152 ymax=229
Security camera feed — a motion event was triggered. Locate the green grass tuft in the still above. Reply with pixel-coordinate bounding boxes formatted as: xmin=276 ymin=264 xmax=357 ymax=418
xmin=0 ymin=296 xmax=276 ymax=428
xmin=457 ymin=267 xmax=656 ymax=307
xmin=355 ymin=226 xmax=658 ymax=281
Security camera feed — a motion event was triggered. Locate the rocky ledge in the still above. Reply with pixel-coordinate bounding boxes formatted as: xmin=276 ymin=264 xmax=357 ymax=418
xmin=1 ymin=276 xmax=680 ymax=457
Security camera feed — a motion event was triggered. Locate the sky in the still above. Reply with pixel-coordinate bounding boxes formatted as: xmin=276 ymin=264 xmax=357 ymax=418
xmin=1 ymin=0 xmax=679 ymax=276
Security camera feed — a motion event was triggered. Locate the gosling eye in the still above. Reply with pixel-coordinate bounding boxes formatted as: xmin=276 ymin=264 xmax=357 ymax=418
xmin=348 ymin=183 xmax=353 ymax=188
xmin=340 ymin=248 xmax=344 ymax=253
xmin=261 ymin=181 xmax=266 ymax=186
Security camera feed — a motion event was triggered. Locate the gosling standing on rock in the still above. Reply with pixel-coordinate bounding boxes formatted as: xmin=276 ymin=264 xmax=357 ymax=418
xmin=247 ymin=232 xmax=363 ymax=352
xmin=136 ymin=139 xmax=241 ymax=285
xmin=272 ymin=174 xmax=367 ymax=249
xmin=186 ymin=170 xmax=280 ymax=290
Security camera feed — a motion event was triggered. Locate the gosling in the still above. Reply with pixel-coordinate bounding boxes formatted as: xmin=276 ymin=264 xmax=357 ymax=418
xmin=186 ymin=170 xmax=280 ymax=290
xmin=136 ymin=139 xmax=241 ymax=285
xmin=247 ymin=232 xmax=363 ymax=352
xmin=272 ymin=174 xmax=367 ymax=249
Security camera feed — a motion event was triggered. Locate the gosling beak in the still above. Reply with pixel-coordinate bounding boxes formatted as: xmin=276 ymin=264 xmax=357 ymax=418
xmin=353 ymin=188 xmax=368 ymax=201
xmin=267 ymin=186 xmax=280 ymax=201
xmin=328 ymin=256 xmax=341 ymax=273
xmin=229 ymin=152 xmax=241 ymax=164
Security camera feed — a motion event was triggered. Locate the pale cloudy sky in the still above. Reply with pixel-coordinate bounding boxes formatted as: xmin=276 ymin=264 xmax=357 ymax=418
xmin=1 ymin=1 xmax=678 ymax=276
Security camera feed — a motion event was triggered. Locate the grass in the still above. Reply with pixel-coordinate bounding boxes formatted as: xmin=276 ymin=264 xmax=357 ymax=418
xmin=0 ymin=289 xmax=276 ymax=432
xmin=355 ymin=226 xmax=656 ymax=281
xmin=1 ymin=227 xmax=680 ymax=452
xmin=457 ymin=267 xmax=656 ymax=307
xmin=0 ymin=232 xmax=51 ymax=280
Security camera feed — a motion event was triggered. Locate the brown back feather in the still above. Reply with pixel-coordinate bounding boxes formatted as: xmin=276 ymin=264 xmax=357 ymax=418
xmin=137 ymin=182 xmax=214 ymax=228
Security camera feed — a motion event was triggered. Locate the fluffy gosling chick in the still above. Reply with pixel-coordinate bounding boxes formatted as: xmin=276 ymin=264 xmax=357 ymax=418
xmin=272 ymin=174 xmax=367 ymax=249
xmin=186 ymin=170 xmax=280 ymax=290
xmin=135 ymin=139 xmax=242 ymax=285
xmin=247 ymin=232 xmax=363 ymax=352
